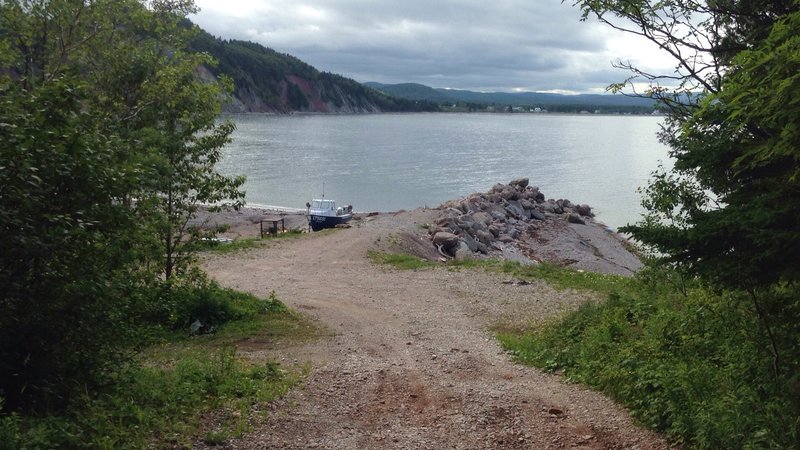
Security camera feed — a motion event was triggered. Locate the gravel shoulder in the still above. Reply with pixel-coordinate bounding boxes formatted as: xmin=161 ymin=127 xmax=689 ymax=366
xmin=200 ymin=209 xmax=668 ymax=449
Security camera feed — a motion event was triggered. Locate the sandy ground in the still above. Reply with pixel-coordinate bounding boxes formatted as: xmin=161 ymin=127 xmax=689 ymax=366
xmin=200 ymin=209 xmax=668 ymax=449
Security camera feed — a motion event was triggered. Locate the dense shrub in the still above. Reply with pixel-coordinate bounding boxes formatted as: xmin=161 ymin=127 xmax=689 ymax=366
xmin=0 ymin=347 xmax=294 ymax=449
xmin=172 ymin=283 xmax=288 ymax=330
xmin=0 ymin=288 xmax=297 ymax=449
xmin=499 ymin=265 xmax=800 ymax=448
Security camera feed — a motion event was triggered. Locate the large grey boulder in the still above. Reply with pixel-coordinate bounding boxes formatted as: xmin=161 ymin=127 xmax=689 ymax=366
xmin=456 ymin=215 xmax=476 ymax=232
xmin=505 ymin=203 xmax=526 ymax=220
xmin=489 ymin=183 xmax=506 ymax=194
xmin=472 ymin=211 xmax=492 ymax=227
xmin=509 ymin=177 xmax=529 ymax=189
xmin=475 ymin=229 xmax=494 ymax=245
xmin=433 ymin=232 xmax=460 ymax=249
xmin=577 ymin=204 xmax=593 ymax=217
xmin=461 ymin=234 xmax=479 ymax=252
xmin=488 ymin=223 xmax=503 ymax=238
xmin=434 ymin=215 xmax=455 ymax=227
xmin=489 ymin=209 xmax=508 ymax=222
xmin=454 ymin=242 xmax=473 ymax=260
xmin=531 ymin=210 xmax=546 ymax=221
xmin=499 ymin=187 xmax=517 ymax=200
xmin=568 ymin=214 xmax=586 ymax=225
xmin=520 ymin=199 xmax=536 ymax=211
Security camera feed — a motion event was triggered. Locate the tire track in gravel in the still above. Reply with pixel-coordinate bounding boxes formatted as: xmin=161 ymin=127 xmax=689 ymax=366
xmin=201 ymin=212 xmax=668 ymax=449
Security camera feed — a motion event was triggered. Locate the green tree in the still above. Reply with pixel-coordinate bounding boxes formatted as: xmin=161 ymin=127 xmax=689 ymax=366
xmin=573 ymin=0 xmax=800 ymax=372
xmin=629 ymin=9 xmax=800 ymax=289
xmin=0 ymin=0 xmax=243 ymax=410
xmin=0 ymin=78 xmax=141 ymax=411
xmin=121 ymin=41 xmax=245 ymax=280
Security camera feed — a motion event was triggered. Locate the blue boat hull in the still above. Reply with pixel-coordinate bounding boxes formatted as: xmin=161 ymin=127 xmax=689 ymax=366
xmin=309 ymin=214 xmax=352 ymax=231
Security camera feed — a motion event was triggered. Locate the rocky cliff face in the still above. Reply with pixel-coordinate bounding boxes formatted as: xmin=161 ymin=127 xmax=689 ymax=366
xmin=282 ymin=74 xmax=382 ymax=114
xmin=197 ymin=66 xmax=384 ymax=114
xmin=191 ymin=31 xmax=437 ymax=114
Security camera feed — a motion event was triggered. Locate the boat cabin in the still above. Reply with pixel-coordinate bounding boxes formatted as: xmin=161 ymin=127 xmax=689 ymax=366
xmin=309 ymin=199 xmax=352 ymax=216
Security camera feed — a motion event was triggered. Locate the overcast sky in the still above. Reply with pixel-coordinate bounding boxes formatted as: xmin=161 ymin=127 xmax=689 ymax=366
xmin=190 ymin=0 xmax=675 ymax=94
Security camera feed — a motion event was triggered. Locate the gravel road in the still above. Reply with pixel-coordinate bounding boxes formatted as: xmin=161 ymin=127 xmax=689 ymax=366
xmin=201 ymin=209 xmax=668 ymax=449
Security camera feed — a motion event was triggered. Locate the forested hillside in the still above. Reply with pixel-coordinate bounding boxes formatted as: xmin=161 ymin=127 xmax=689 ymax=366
xmin=190 ymin=30 xmax=438 ymax=113
xmin=364 ymin=82 xmax=659 ymax=113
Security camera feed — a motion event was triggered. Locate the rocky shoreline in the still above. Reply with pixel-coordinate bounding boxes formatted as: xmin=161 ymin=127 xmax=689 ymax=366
xmin=197 ymin=179 xmax=642 ymax=276
xmin=426 ymin=178 xmax=642 ymax=275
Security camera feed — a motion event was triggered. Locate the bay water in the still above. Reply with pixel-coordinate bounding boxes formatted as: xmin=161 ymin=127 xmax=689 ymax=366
xmin=217 ymin=113 xmax=670 ymax=229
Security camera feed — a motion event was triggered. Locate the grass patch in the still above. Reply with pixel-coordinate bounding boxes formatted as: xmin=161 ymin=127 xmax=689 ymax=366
xmin=0 ymin=289 xmax=321 ymax=449
xmin=191 ymin=230 xmax=306 ymax=254
xmin=497 ymin=264 xmax=800 ymax=448
xmin=190 ymin=237 xmax=266 ymax=253
xmin=498 ymin=260 xmax=628 ymax=294
xmin=368 ymin=250 xmax=626 ymax=294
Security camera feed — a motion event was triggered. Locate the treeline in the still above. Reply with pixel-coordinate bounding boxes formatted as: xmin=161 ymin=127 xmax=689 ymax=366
xmin=364 ymin=81 xmax=659 ymax=114
xmin=189 ymin=30 xmax=439 ymax=113
xmin=441 ymin=102 xmax=656 ymax=114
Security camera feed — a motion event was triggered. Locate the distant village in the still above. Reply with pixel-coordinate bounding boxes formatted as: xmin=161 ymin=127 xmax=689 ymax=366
xmin=439 ymin=102 xmax=665 ymax=115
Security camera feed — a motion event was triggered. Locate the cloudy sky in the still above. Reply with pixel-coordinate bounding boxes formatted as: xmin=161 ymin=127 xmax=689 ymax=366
xmin=190 ymin=0 xmax=675 ymax=94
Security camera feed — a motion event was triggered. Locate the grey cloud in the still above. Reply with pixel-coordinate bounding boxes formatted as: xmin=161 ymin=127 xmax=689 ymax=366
xmin=192 ymin=0 xmax=671 ymax=93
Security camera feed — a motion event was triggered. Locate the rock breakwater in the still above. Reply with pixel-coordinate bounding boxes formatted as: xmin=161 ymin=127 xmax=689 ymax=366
xmin=427 ymin=178 xmax=642 ymax=276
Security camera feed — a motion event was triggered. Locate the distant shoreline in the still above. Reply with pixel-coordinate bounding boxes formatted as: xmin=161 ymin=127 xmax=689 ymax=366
xmin=222 ymin=110 xmax=664 ymax=117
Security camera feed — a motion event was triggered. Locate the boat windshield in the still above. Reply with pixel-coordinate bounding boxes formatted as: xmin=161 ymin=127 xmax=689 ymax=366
xmin=311 ymin=200 xmax=334 ymax=210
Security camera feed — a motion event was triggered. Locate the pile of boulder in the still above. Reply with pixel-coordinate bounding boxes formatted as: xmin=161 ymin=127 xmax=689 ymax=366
xmin=428 ymin=178 xmax=595 ymax=260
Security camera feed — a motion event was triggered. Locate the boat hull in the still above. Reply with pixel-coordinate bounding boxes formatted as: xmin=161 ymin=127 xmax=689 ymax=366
xmin=309 ymin=214 xmax=352 ymax=231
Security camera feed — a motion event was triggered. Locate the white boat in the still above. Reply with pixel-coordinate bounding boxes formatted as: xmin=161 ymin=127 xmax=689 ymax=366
xmin=307 ymin=198 xmax=353 ymax=231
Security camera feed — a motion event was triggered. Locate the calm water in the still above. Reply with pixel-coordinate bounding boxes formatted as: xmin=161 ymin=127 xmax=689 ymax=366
xmin=217 ymin=113 xmax=670 ymax=229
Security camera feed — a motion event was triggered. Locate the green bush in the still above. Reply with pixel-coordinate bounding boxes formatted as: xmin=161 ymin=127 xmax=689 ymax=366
xmin=0 ymin=349 xmax=296 ymax=449
xmin=158 ymin=279 xmax=287 ymax=331
xmin=0 ymin=288 xmax=301 ymax=450
xmin=498 ymin=264 xmax=800 ymax=448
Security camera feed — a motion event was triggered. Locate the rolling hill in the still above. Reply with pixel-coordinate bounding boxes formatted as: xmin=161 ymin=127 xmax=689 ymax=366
xmin=364 ymin=82 xmax=658 ymax=113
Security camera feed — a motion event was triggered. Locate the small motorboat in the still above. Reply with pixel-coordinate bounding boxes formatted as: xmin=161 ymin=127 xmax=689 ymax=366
xmin=307 ymin=198 xmax=353 ymax=231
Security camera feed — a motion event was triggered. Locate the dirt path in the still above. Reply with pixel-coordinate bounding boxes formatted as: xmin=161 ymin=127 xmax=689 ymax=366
xmin=202 ymin=211 xmax=668 ymax=449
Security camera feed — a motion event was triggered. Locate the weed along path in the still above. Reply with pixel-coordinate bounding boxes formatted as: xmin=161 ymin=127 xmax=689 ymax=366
xmin=202 ymin=210 xmax=668 ymax=449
